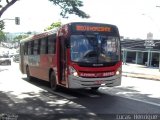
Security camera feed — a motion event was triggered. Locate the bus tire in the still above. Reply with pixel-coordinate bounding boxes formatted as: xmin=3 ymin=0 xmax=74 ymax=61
xmin=26 ymin=66 xmax=32 ymax=81
xmin=91 ymin=87 xmax=99 ymax=91
xmin=50 ymin=71 xmax=58 ymax=91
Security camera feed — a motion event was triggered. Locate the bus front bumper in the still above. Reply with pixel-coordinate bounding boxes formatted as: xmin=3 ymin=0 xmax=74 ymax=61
xmin=68 ymin=75 xmax=121 ymax=89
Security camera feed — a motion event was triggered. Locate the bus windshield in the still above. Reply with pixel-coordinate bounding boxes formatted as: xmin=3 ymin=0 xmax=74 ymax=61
xmin=70 ymin=35 xmax=120 ymax=65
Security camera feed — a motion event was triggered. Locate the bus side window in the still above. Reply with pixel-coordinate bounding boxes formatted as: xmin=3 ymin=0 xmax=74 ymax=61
xmin=46 ymin=37 xmax=48 ymax=54
xmin=40 ymin=38 xmax=47 ymax=54
xmin=33 ymin=40 xmax=39 ymax=55
xmin=37 ymin=39 xmax=41 ymax=54
xmin=28 ymin=41 xmax=34 ymax=55
xmin=31 ymin=41 xmax=34 ymax=55
xmin=20 ymin=43 xmax=24 ymax=55
xmin=28 ymin=42 xmax=31 ymax=55
xmin=48 ymin=35 xmax=56 ymax=54
xmin=24 ymin=42 xmax=28 ymax=55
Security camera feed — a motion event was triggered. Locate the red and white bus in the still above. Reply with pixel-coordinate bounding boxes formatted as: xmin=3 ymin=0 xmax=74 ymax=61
xmin=19 ymin=22 xmax=122 ymax=90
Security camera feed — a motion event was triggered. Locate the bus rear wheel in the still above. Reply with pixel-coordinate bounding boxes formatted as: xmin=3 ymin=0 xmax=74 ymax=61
xmin=50 ymin=72 xmax=58 ymax=91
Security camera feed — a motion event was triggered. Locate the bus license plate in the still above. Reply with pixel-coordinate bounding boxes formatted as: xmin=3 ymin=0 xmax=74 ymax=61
xmin=95 ymin=80 xmax=105 ymax=84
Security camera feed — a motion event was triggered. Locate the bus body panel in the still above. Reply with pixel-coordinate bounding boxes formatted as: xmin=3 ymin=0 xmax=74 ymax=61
xmin=70 ymin=61 xmax=122 ymax=73
xmin=24 ymin=54 xmax=57 ymax=81
xmin=68 ymin=74 xmax=121 ymax=89
xmin=67 ymin=61 xmax=122 ymax=88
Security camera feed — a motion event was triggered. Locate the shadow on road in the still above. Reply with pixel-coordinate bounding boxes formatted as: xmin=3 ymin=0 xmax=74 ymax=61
xmin=100 ymin=86 xmax=160 ymax=105
xmin=22 ymin=77 xmax=105 ymax=97
xmin=22 ymin=77 xmax=160 ymax=112
xmin=0 ymin=77 xmax=160 ymax=120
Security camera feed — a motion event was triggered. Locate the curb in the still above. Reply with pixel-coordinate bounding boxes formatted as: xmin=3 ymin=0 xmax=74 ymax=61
xmin=122 ymin=73 xmax=160 ymax=81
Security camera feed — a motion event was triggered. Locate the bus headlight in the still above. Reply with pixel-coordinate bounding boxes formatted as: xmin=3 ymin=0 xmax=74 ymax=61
xmin=116 ymin=71 xmax=120 ymax=75
xmin=116 ymin=67 xmax=122 ymax=75
xmin=69 ymin=66 xmax=78 ymax=77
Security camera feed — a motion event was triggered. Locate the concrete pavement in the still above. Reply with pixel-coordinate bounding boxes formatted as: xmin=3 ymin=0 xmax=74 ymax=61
xmin=122 ymin=63 xmax=160 ymax=81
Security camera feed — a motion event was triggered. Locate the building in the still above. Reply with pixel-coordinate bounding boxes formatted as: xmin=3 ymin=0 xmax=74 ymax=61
xmin=121 ymin=39 xmax=160 ymax=67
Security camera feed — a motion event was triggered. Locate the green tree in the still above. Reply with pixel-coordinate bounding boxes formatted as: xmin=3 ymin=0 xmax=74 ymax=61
xmin=0 ymin=30 xmax=6 ymax=43
xmin=13 ymin=34 xmax=29 ymax=42
xmin=0 ymin=0 xmax=18 ymax=18
xmin=0 ymin=20 xmax=5 ymax=30
xmin=0 ymin=0 xmax=89 ymax=30
xmin=49 ymin=0 xmax=89 ymax=18
xmin=44 ymin=21 xmax=62 ymax=31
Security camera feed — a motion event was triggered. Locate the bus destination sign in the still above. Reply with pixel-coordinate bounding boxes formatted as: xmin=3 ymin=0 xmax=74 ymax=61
xmin=76 ymin=25 xmax=111 ymax=32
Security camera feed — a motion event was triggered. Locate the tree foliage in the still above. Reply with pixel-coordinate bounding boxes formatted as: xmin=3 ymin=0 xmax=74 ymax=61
xmin=0 ymin=0 xmax=18 ymax=18
xmin=13 ymin=34 xmax=29 ymax=42
xmin=0 ymin=0 xmax=89 ymax=19
xmin=44 ymin=21 xmax=62 ymax=31
xmin=0 ymin=30 xmax=6 ymax=43
xmin=0 ymin=0 xmax=19 ymax=30
xmin=49 ymin=0 xmax=89 ymax=18
xmin=0 ymin=20 xmax=5 ymax=30
xmin=0 ymin=0 xmax=89 ymax=30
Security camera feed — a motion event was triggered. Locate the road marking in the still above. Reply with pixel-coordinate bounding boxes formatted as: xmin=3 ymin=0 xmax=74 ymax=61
xmin=120 ymin=96 xmax=160 ymax=107
xmin=100 ymin=90 xmax=160 ymax=107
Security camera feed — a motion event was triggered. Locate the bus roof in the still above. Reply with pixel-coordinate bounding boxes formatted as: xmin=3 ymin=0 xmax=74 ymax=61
xmin=20 ymin=27 xmax=59 ymax=43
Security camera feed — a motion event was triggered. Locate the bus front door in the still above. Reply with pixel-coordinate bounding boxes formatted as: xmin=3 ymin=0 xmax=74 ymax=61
xmin=59 ymin=37 xmax=67 ymax=85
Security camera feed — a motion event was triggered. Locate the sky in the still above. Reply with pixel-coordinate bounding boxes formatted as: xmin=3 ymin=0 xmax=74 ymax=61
xmin=1 ymin=0 xmax=160 ymax=39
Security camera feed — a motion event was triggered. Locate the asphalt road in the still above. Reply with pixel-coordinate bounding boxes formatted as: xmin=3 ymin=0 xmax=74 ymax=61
xmin=0 ymin=62 xmax=160 ymax=120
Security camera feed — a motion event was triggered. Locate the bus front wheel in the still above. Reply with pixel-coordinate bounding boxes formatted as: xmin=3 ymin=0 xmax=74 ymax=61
xmin=50 ymin=72 xmax=58 ymax=91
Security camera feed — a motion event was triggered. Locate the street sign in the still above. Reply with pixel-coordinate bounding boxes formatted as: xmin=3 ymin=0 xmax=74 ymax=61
xmin=144 ymin=40 xmax=155 ymax=48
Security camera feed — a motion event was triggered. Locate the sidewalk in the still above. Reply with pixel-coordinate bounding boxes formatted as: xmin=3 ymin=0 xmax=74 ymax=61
xmin=122 ymin=63 xmax=160 ymax=81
